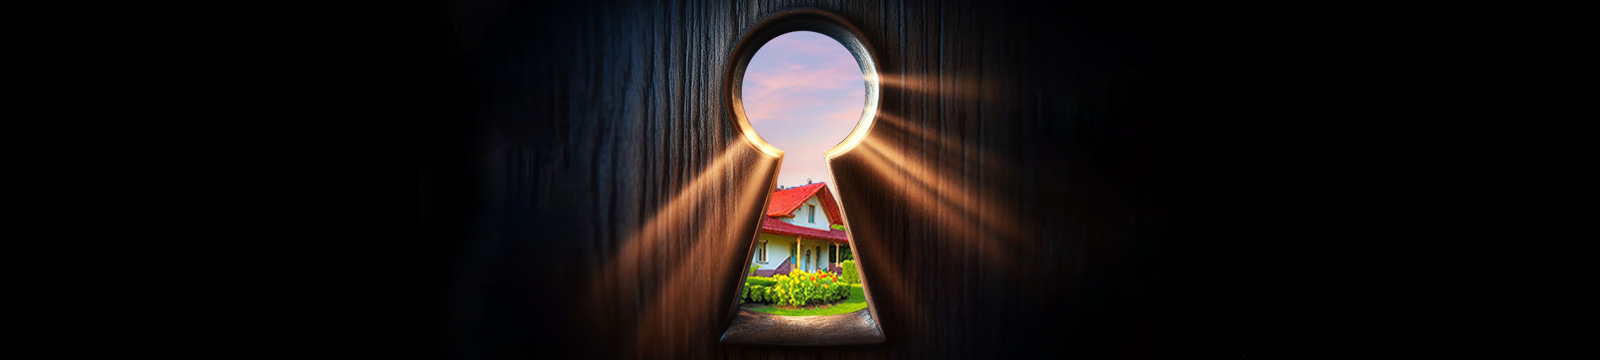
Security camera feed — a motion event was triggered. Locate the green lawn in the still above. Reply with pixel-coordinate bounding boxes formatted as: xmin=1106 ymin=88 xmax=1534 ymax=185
xmin=743 ymin=284 xmax=868 ymax=316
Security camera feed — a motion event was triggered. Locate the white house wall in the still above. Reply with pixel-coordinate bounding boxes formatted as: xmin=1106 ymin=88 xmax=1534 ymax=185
xmin=751 ymin=233 xmax=845 ymax=272
xmin=779 ymin=195 xmax=835 ymax=231
xmin=752 ymin=233 xmax=795 ymax=270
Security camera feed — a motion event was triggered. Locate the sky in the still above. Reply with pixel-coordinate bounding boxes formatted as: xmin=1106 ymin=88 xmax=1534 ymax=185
xmin=742 ymin=31 xmax=865 ymax=196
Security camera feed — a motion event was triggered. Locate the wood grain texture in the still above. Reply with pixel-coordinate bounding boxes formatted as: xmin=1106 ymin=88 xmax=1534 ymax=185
xmin=423 ymin=0 xmax=1229 ymax=358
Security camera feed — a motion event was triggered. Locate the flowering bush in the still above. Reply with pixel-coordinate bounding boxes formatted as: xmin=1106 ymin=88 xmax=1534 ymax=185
xmin=743 ymin=270 xmax=849 ymax=306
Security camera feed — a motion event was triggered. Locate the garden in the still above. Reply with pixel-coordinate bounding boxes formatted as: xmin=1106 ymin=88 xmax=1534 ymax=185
xmin=740 ymin=260 xmax=866 ymax=316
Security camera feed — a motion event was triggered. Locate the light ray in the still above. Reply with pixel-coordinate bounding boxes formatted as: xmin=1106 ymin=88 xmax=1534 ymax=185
xmin=622 ymin=157 xmax=776 ymax=355
xmin=861 ymin=139 xmax=1025 ymax=246
xmin=876 ymin=73 xmax=996 ymax=101
xmin=852 ymin=142 xmax=1022 ymax=269
xmin=873 ymin=111 xmax=1014 ymax=177
xmin=580 ymin=143 xmax=758 ymax=343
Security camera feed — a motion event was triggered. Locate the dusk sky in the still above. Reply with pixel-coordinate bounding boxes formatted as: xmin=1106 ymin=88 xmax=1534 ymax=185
xmin=743 ymin=31 xmax=865 ymax=196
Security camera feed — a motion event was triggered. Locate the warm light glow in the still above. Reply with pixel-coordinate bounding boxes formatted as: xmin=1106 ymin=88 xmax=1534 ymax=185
xmin=875 ymin=73 xmax=995 ymax=101
xmin=842 ymin=112 xmax=1028 ymax=273
xmin=627 ymin=155 xmax=776 ymax=354
xmin=873 ymin=112 xmax=1013 ymax=177
xmin=580 ymin=143 xmax=779 ymax=354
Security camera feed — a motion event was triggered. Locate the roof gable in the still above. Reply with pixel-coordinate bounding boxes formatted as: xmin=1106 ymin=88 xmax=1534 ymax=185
xmin=765 ymin=182 xmax=844 ymax=225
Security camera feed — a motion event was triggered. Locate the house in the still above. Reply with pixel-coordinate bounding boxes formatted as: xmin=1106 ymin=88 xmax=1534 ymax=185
xmin=750 ymin=182 xmax=850 ymax=277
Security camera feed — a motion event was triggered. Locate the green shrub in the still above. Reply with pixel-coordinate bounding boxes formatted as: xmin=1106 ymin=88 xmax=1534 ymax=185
xmin=739 ymin=270 xmax=853 ymax=306
xmin=840 ymin=260 xmax=860 ymax=284
xmin=745 ymin=276 xmax=778 ymax=287
xmin=750 ymin=265 xmax=759 ymax=276
xmin=745 ymin=285 xmax=768 ymax=303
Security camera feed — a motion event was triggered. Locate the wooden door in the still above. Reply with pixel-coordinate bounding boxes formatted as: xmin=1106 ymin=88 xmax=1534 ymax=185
xmin=425 ymin=0 xmax=1230 ymax=358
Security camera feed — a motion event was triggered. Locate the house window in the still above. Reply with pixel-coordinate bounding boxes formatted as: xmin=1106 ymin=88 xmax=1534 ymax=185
xmin=808 ymin=205 xmax=816 ymax=223
xmin=759 ymin=240 xmax=768 ymax=262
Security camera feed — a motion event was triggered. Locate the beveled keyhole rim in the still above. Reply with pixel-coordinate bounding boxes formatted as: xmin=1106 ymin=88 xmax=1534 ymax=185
xmin=726 ymin=8 xmax=881 ymax=160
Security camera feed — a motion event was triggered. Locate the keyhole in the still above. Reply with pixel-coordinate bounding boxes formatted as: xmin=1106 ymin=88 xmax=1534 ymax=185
xmin=722 ymin=11 xmax=885 ymax=345
xmin=738 ymin=30 xmax=867 ymax=316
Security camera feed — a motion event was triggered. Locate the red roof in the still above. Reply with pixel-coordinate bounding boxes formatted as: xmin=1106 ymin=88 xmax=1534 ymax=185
xmin=764 ymin=182 xmax=844 ymax=225
xmin=759 ymin=182 xmax=850 ymax=243
xmin=760 ymin=217 xmax=849 ymax=243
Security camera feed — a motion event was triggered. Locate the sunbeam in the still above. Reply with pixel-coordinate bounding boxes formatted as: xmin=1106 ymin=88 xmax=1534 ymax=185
xmin=875 ymin=73 xmax=996 ymax=101
xmin=873 ymin=111 xmax=1014 ymax=177
xmin=861 ymin=139 xmax=1024 ymax=244
xmin=845 ymin=136 xmax=1028 ymax=274
xmin=581 ymin=142 xmax=776 ymax=356
xmin=623 ymin=156 xmax=776 ymax=356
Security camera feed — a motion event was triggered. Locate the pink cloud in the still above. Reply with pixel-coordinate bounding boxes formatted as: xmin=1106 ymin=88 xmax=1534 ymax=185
xmin=741 ymin=31 xmax=865 ymax=193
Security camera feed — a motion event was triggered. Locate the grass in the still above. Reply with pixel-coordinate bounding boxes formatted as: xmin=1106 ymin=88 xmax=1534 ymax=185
xmin=743 ymin=284 xmax=868 ymax=316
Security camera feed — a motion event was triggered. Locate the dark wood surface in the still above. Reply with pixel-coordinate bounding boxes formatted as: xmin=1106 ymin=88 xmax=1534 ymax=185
xmin=720 ymin=309 xmax=884 ymax=346
xmin=422 ymin=0 xmax=1235 ymax=358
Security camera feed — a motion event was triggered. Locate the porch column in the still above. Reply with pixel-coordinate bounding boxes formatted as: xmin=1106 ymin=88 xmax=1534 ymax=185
xmin=795 ymin=236 xmax=802 ymax=272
